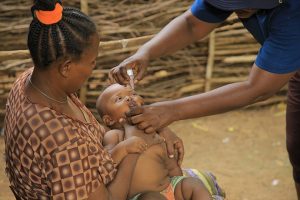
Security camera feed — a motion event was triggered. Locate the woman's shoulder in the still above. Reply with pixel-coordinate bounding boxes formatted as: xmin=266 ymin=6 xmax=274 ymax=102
xmin=6 ymin=68 xmax=31 ymax=101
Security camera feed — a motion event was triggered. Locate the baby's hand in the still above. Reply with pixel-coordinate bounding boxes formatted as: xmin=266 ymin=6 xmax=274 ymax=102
xmin=124 ymin=136 xmax=148 ymax=154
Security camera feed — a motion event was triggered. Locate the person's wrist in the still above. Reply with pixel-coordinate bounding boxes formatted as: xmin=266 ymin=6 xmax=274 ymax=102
xmin=137 ymin=46 xmax=152 ymax=60
xmin=164 ymin=100 xmax=181 ymax=123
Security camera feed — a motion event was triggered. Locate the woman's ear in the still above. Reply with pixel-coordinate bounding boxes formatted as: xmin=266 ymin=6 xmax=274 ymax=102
xmin=58 ymin=59 xmax=72 ymax=78
xmin=102 ymin=115 xmax=115 ymax=126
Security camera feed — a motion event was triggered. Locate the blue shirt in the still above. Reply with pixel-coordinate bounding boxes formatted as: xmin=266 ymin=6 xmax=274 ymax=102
xmin=191 ymin=0 xmax=300 ymax=74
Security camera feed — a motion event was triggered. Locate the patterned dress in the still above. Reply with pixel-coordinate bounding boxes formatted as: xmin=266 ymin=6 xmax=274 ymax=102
xmin=4 ymin=69 xmax=117 ymax=200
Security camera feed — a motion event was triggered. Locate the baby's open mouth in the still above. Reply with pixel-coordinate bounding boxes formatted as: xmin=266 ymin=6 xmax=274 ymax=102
xmin=125 ymin=100 xmax=139 ymax=118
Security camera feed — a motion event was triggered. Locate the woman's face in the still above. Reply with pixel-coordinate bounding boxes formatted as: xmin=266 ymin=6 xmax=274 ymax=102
xmin=67 ymin=33 xmax=100 ymax=93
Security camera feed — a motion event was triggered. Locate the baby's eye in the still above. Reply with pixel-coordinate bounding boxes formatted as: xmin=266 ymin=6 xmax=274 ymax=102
xmin=115 ymin=96 xmax=123 ymax=102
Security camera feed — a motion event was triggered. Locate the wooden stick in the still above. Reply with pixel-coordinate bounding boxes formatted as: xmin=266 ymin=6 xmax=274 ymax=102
xmin=79 ymin=0 xmax=89 ymax=104
xmin=99 ymin=35 xmax=154 ymax=51
xmin=205 ymin=31 xmax=215 ymax=92
xmin=223 ymin=55 xmax=256 ymax=64
xmin=79 ymin=82 xmax=88 ymax=105
xmin=0 ymin=50 xmax=30 ymax=62
xmin=80 ymin=0 xmax=89 ymax=15
xmin=0 ymin=35 xmax=154 ymax=62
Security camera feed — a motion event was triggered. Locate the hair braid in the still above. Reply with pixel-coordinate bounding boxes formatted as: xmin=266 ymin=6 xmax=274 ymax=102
xmin=28 ymin=0 xmax=97 ymax=69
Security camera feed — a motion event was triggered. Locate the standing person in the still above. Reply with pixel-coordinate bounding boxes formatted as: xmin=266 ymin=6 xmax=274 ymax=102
xmin=110 ymin=0 xmax=300 ymax=198
xmin=4 ymin=0 xmax=182 ymax=199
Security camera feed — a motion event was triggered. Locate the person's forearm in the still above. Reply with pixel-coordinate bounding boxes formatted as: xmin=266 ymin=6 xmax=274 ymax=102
xmin=164 ymin=65 xmax=293 ymax=122
xmin=169 ymin=81 xmax=269 ymax=121
xmin=107 ymin=154 xmax=139 ymax=200
xmin=138 ymin=10 xmax=218 ymax=60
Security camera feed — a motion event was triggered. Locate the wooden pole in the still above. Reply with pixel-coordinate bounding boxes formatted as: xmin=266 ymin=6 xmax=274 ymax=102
xmin=205 ymin=31 xmax=215 ymax=92
xmin=99 ymin=35 xmax=154 ymax=52
xmin=0 ymin=50 xmax=29 ymax=62
xmin=79 ymin=0 xmax=89 ymax=104
xmin=223 ymin=55 xmax=256 ymax=63
xmin=0 ymin=35 xmax=154 ymax=62
xmin=80 ymin=0 xmax=89 ymax=14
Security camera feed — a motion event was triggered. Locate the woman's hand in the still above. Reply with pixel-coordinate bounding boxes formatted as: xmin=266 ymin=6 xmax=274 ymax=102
xmin=158 ymin=127 xmax=184 ymax=166
xmin=123 ymin=136 xmax=148 ymax=154
xmin=126 ymin=102 xmax=176 ymax=133
xmin=109 ymin=50 xmax=150 ymax=85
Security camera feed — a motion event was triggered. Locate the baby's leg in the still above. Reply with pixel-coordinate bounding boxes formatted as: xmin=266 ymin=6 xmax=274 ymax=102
xmin=137 ymin=192 xmax=167 ymax=200
xmin=174 ymin=177 xmax=211 ymax=200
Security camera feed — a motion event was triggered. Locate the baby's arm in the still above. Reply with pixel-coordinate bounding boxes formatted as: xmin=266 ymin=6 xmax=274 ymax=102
xmin=104 ymin=129 xmax=148 ymax=165
xmin=103 ymin=129 xmax=126 ymax=165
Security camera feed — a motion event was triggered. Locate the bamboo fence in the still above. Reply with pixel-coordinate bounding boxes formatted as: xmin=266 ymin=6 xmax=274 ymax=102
xmin=0 ymin=0 xmax=287 ymax=127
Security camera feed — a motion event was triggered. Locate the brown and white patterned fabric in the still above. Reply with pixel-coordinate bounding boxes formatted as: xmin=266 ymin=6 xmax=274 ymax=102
xmin=4 ymin=69 xmax=117 ymax=200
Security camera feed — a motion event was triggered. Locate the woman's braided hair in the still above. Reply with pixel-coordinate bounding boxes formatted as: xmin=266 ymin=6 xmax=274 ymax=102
xmin=28 ymin=0 xmax=97 ymax=69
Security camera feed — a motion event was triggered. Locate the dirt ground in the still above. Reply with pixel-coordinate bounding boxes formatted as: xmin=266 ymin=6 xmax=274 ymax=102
xmin=0 ymin=104 xmax=297 ymax=200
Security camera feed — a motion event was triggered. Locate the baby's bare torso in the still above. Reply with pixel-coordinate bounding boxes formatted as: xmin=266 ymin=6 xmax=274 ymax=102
xmin=129 ymin=142 xmax=170 ymax=197
xmin=122 ymin=125 xmax=172 ymax=197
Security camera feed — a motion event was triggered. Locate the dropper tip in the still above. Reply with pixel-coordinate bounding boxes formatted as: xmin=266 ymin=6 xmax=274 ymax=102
xmin=127 ymin=69 xmax=135 ymax=89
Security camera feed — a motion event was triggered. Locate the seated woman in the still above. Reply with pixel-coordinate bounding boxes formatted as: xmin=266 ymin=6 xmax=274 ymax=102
xmin=4 ymin=1 xmax=182 ymax=199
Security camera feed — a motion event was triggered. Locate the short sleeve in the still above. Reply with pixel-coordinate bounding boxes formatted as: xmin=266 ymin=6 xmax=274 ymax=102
xmin=255 ymin=4 xmax=300 ymax=74
xmin=190 ymin=0 xmax=232 ymax=23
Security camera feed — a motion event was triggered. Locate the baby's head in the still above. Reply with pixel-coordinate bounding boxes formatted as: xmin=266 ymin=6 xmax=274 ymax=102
xmin=96 ymin=84 xmax=144 ymax=128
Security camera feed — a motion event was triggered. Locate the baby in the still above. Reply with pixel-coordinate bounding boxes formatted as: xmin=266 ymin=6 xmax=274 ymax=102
xmin=96 ymin=83 xmax=225 ymax=200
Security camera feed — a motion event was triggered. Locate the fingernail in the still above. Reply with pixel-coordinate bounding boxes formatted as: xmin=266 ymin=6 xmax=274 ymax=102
xmin=169 ymin=155 xmax=174 ymax=158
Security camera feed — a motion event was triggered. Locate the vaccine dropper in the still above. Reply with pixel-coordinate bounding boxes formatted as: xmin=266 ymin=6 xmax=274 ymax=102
xmin=127 ymin=69 xmax=134 ymax=89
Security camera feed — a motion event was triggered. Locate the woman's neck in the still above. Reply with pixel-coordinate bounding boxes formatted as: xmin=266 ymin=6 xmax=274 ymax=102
xmin=30 ymin=68 xmax=68 ymax=105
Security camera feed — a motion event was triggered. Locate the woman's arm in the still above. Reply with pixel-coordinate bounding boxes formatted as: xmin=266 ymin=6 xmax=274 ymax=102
xmin=88 ymin=154 xmax=139 ymax=200
xmin=107 ymin=154 xmax=139 ymax=200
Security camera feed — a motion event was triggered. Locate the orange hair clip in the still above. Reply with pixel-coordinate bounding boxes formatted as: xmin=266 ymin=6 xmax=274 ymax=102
xmin=35 ymin=3 xmax=63 ymax=25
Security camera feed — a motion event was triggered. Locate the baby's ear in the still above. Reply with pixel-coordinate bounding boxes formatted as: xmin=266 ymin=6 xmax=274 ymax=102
xmin=141 ymin=98 xmax=145 ymax=105
xmin=102 ymin=115 xmax=115 ymax=126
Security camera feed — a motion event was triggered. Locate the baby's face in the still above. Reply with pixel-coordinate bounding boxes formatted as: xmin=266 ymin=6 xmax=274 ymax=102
xmin=99 ymin=84 xmax=144 ymax=122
